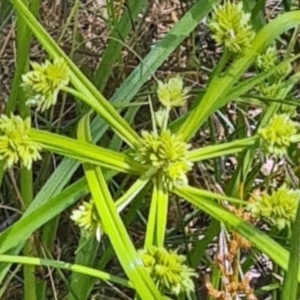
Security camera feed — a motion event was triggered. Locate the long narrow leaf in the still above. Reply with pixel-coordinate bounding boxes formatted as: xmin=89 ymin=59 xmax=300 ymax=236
xmin=0 ymin=179 xmax=88 ymax=254
xmin=282 ymin=197 xmax=300 ymax=300
xmin=78 ymin=116 xmax=163 ymax=299
xmin=29 ymin=129 xmax=145 ymax=175
xmin=0 ymin=255 xmax=133 ymax=288
xmin=188 ymin=137 xmax=257 ymax=162
xmin=174 ymin=185 xmax=300 ymax=282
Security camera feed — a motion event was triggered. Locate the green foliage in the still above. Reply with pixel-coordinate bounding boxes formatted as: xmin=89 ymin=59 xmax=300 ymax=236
xmin=2 ymin=0 xmax=300 ymax=299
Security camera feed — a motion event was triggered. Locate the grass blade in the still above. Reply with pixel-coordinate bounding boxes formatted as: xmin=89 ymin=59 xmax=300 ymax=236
xmin=110 ymin=0 xmax=219 ymax=104
xmin=188 ymin=137 xmax=257 ymax=162
xmin=0 ymin=179 xmax=88 ymax=254
xmin=29 ymin=129 xmax=145 ymax=175
xmin=282 ymin=197 xmax=300 ymax=300
xmin=77 ymin=115 xmax=163 ymax=299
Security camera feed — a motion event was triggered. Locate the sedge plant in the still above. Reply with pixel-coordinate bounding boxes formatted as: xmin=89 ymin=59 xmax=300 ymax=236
xmin=2 ymin=0 xmax=300 ymax=299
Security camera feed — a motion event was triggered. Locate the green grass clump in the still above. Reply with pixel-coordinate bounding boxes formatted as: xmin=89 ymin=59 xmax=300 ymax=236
xmin=1 ymin=0 xmax=300 ymax=299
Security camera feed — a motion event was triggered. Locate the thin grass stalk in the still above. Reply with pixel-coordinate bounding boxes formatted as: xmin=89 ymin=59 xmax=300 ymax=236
xmin=174 ymin=186 xmax=300 ymax=281
xmin=28 ymin=129 xmax=145 ymax=175
xmin=78 ymin=116 xmax=163 ymax=299
xmin=145 ymin=180 xmax=158 ymax=247
xmin=0 ymin=255 xmax=133 ymax=288
xmin=282 ymin=196 xmax=300 ymax=300
xmin=155 ymin=179 xmax=168 ymax=247
xmin=93 ymin=0 xmax=147 ymax=92
xmin=12 ymin=0 xmax=41 ymax=299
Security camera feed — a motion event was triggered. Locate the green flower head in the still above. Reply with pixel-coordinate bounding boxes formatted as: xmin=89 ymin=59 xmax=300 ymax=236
xmin=139 ymin=246 xmax=197 ymax=296
xmin=135 ymin=130 xmax=193 ymax=190
xmin=257 ymin=82 xmax=284 ymax=99
xmin=258 ymin=114 xmax=299 ymax=156
xmin=70 ymin=200 xmax=102 ymax=242
xmin=256 ymin=46 xmax=291 ymax=78
xmin=248 ymin=185 xmax=299 ymax=230
xmin=157 ymin=76 xmax=190 ymax=109
xmin=208 ymin=1 xmax=255 ymax=53
xmin=256 ymin=47 xmax=277 ymax=72
xmin=22 ymin=58 xmax=69 ymax=112
xmin=0 ymin=114 xmax=42 ymax=169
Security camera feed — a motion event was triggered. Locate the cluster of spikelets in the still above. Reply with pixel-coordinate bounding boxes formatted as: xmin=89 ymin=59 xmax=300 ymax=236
xmin=139 ymin=246 xmax=197 ymax=296
xmin=0 ymin=114 xmax=41 ymax=169
xmin=256 ymin=47 xmax=278 ymax=72
xmin=255 ymin=46 xmax=292 ymax=100
xmin=22 ymin=58 xmax=69 ymax=112
xmin=207 ymin=1 xmax=255 ymax=53
xmin=136 ymin=130 xmax=193 ymax=190
xmin=0 ymin=59 xmax=70 ymax=170
xmin=258 ymin=113 xmax=299 ymax=157
xmin=248 ymin=185 xmax=300 ymax=230
xmin=134 ymin=75 xmax=193 ymax=190
xmin=156 ymin=76 xmax=190 ymax=109
xmin=70 ymin=199 xmax=102 ymax=242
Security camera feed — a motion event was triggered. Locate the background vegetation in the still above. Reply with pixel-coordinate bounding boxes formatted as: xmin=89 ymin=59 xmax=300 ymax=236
xmin=1 ymin=0 xmax=300 ymax=299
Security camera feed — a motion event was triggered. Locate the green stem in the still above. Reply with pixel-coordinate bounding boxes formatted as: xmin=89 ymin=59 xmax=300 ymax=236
xmin=145 ymin=181 xmax=158 ymax=247
xmin=188 ymin=136 xmax=257 ymax=162
xmin=0 ymin=255 xmax=133 ymax=288
xmin=14 ymin=1 xmax=41 ymax=299
xmin=21 ymin=169 xmax=36 ymax=300
xmin=207 ymin=49 xmax=231 ymax=85
xmin=282 ymin=196 xmax=300 ymax=300
xmin=155 ymin=179 xmax=168 ymax=247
